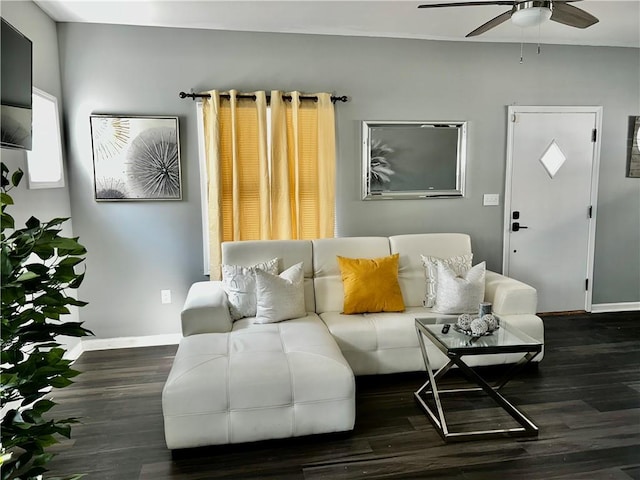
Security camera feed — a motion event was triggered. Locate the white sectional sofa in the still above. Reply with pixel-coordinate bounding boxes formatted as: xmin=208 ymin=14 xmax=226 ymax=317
xmin=162 ymin=233 xmax=543 ymax=449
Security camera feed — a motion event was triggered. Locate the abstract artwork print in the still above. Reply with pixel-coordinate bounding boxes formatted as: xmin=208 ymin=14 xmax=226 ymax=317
xmin=90 ymin=115 xmax=182 ymax=200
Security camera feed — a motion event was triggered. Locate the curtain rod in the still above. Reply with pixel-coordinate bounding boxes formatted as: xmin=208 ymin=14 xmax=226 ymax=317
xmin=179 ymin=91 xmax=348 ymax=104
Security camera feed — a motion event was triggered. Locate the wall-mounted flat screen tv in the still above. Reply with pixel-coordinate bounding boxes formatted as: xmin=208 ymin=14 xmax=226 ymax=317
xmin=1 ymin=17 xmax=33 ymax=150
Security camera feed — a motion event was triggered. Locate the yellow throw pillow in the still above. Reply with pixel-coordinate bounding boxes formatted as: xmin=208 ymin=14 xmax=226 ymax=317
xmin=337 ymin=253 xmax=405 ymax=314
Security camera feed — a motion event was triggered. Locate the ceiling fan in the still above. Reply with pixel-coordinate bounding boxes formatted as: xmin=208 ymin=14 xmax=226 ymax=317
xmin=417 ymin=1 xmax=599 ymax=37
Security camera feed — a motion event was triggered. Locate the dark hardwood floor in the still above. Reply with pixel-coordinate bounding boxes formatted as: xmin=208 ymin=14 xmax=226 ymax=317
xmin=46 ymin=312 xmax=640 ymax=479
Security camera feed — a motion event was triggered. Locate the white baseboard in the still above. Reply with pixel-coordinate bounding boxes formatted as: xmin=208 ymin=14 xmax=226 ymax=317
xmin=65 ymin=333 xmax=182 ymax=360
xmin=40 ymin=334 xmax=182 ymax=362
xmin=81 ymin=333 xmax=182 ymax=352
xmin=591 ymin=302 xmax=640 ymax=313
xmin=65 ymin=341 xmax=85 ymax=361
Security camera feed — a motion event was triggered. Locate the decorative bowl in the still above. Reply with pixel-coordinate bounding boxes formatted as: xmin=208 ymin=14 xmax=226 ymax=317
xmin=452 ymin=324 xmax=499 ymax=337
xmin=453 ymin=314 xmax=500 ymax=337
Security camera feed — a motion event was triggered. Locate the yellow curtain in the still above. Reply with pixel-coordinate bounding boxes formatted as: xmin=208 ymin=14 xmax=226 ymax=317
xmin=202 ymin=90 xmax=269 ymax=279
xmin=202 ymin=90 xmax=335 ymax=277
xmin=270 ymin=91 xmax=336 ymax=239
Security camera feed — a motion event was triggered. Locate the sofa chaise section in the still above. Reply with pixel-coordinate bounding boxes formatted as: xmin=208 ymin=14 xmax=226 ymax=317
xmin=162 ymin=241 xmax=356 ymax=450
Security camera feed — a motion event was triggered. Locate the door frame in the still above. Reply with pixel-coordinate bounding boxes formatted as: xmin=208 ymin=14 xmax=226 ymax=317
xmin=503 ymin=105 xmax=603 ymax=312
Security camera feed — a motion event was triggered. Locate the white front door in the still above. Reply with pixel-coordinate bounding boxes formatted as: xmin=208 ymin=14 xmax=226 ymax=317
xmin=504 ymin=106 xmax=602 ymax=313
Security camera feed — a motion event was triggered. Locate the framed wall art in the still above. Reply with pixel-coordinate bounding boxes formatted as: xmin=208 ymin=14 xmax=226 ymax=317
xmin=627 ymin=115 xmax=640 ymax=178
xmin=362 ymin=121 xmax=467 ymax=200
xmin=90 ymin=115 xmax=182 ymax=200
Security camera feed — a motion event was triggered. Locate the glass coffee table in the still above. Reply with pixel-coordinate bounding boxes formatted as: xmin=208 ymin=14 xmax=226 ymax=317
xmin=414 ymin=317 xmax=542 ymax=442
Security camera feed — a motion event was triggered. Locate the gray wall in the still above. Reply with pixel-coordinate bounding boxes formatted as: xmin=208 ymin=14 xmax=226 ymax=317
xmin=56 ymin=23 xmax=639 ymax=339
xmin=1 ymin=2 xmax=82 ymax=352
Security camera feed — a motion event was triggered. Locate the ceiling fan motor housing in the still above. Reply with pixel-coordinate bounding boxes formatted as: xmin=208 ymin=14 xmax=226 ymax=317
xmin=511 ymin=1 xmax=553 ymax=28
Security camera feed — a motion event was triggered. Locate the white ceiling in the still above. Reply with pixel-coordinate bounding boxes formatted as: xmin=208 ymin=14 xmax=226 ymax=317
xmin=34 ymin=0 xmax=640 ymax=48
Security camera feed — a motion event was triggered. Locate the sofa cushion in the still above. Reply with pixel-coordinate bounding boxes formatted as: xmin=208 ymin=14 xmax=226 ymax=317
xmin=432 ymin=261 xmax=486 ymax=314
xmin=255 ymin=262 xmax=306 ymax=323
xmin=421 ymin=254 xmax=473 ymax=308
xmin=320 ymin=307 xmax=449 ymax=375
xmin=389 ymin=233 xmax=472 ymax=308
xmin=337 ymin=254 xmax=405 ymax=314
xmin=163 ymin=314 xmax=355 ymax=449
xmin=313 ymin=237 xmax=392 ymax=314
xmin=222 ymin=240 xmax=316 ymax=313
xmin=222 ymin=258 xmax=279 ymax=320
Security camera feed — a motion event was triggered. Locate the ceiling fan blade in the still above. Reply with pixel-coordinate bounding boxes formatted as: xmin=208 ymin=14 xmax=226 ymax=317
xmin=550 ymin=2 xmax=599 ymax=28
xmin=466 ymin=10 xmax=512 ymax=37
xmin=418 ymin=1 xmax=514 ymax=9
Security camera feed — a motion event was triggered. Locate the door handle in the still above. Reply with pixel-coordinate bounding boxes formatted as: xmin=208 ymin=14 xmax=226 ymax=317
xmin=512 ymin=222 xmax=529 ymax=232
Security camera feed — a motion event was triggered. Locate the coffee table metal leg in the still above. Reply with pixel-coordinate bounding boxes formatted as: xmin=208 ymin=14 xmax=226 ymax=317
xmin=414 ymin=327 xmax=539 ymax=441
xmin=494 ymin=351 xmax=541 ymax=390
xmin=414 ymin=326 xmax=451 ymax=437
xmin=450 ymin=353 xmax=539 ymax=437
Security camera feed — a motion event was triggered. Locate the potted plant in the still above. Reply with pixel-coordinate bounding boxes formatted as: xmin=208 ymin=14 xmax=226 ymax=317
xmin=1 ymin=163 xmax=92 ymax=480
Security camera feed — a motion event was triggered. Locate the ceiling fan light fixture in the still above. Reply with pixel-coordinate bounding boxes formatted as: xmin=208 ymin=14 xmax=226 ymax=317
xmin=511 ymin=2 xmax=553 ymax=28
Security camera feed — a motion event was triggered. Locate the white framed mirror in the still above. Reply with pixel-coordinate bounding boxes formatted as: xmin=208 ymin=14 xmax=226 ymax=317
xmin=362 ymin=121 xmax=467 ymax=200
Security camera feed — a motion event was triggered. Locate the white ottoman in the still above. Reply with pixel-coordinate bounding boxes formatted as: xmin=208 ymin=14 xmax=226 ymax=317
xmin=162 ymin=314 xmax=355 ymax=449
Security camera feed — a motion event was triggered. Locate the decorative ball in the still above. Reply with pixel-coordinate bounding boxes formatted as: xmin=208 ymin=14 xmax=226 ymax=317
xmin=470 ymin=318 xmax=488 ymax=336
xmin=482 ymin=314 xmax=498 ymax=332
xmin=457 ymin=314 xmax=473 ymax=330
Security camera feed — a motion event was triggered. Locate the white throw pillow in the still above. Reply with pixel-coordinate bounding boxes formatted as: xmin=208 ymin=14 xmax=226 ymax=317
xmin=221 ymin=258 xmax=279 ymax=320
xmin=432 ymin=261 xmax=486 ymax=314
xmin=421 ymin=254 xmax=473 ymax=308
xmin=254 ymin=262 xmax=306 ymax=324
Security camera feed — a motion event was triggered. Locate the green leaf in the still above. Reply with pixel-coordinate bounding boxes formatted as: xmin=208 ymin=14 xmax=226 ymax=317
xmin=32 ymin=452 xmax=55 ymax=467
xmin=58 ymin=256 xmax=84 ymax=268
xmin=44 ymin=217 xmax=69 ymax=229
xmin=50 ymin=376 xmax=73 ymax=388
xmin=43 ymin=305 xmax=71 ymax=316
xmin=11 ymin=168 xmax=24 ymax=187
xmin=1 ymin=349 xmax=23 ymax=365
xmin=32 ymin=399 xmax=56 ymax=414
xmin=33 ymin=243 xmax=55 ymax=260
xmin=1 ymin=192 xmax=13 ymax=205
xmin=47 ymin=237 xmax=87 ymax=256
xmin=16 ymin=271 xmax=39 ymax=282
xmin=22 ymin=466 xmax=48 ymax=480
xmin=46 ymin=348 xmax=66 ymax=363
xmin=1 ymin=212 xmax=15 ymax=230
xmin=64 ymin=297 xmax=89 ymax=308
xmin=68 ymin=272 xmax=86 ymax=290
xmin=34 ymin=293 xmax=66 ymax=307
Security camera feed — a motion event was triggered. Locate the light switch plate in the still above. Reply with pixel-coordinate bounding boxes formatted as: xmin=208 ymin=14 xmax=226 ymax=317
xmin=161 ymin=289 xmax=172 ymax=304
xmin=483 ymin=194 xmax=500 ymax=206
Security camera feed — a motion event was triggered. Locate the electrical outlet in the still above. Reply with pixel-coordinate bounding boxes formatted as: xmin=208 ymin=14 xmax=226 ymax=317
xmin=483 ymin=194 xmax=500 ymax=206
xmin=161 ymin=289 xmax=172 ymax=304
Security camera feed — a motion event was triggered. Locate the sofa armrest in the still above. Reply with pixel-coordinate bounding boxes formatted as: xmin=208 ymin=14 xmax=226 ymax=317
xmin=181 ymin=281 xmax=232 ymax=336
xmin=484 ymin=270 xmax=538 ymax=315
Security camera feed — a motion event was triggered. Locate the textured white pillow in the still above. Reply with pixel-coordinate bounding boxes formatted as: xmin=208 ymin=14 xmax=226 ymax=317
xmin=254 ymin=262 xmax=306 ymax=324
xmin=421 ymin=254 xmax=473 ymax=308
xmin=221 ymin=258 xmax=279 ymax=320
xmin=432 ymin=261 xmax=486 ymax=314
